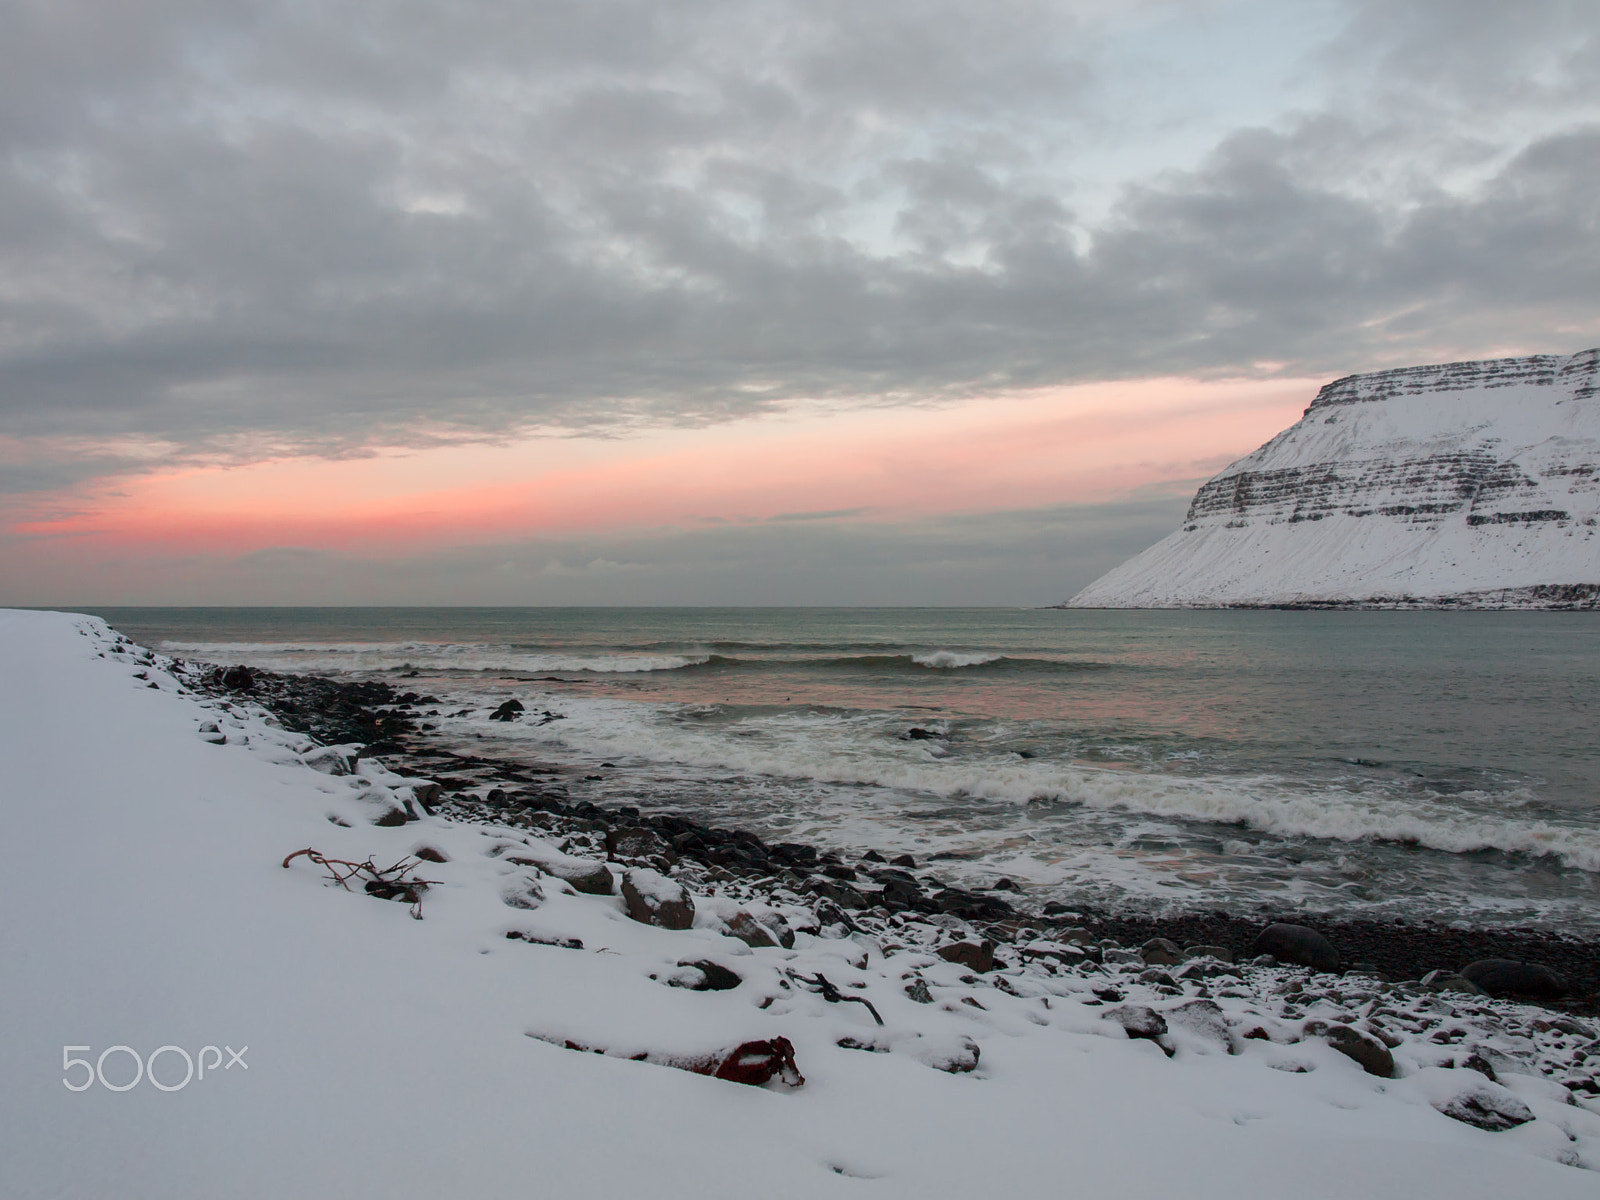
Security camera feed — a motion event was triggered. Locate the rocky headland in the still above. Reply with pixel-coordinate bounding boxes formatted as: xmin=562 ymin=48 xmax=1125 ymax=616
xmin=1069 ymin=348 xmax=1600 ymax=608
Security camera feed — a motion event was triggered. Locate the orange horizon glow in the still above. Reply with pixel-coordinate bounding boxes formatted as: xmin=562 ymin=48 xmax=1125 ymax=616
xmin=11 ymin=376 xmax=1315 ymax=556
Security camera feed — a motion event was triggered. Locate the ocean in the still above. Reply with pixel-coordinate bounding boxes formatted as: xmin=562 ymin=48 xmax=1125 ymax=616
xmin=85 ymin=606 xmax=1600 ymax=933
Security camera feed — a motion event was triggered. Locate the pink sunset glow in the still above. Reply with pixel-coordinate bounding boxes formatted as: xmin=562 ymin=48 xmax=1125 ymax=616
xmin=12 ymin=376 xmax=1312 ymax=558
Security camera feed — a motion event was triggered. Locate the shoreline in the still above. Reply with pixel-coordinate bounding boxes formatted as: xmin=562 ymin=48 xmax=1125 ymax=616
xmin=211 ymin=661 xmax=1600 ymax=1014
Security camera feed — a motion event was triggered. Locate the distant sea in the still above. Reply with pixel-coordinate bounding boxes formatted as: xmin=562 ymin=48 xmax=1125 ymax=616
xmin=84 ymin=606 xmax=1600 ymax=934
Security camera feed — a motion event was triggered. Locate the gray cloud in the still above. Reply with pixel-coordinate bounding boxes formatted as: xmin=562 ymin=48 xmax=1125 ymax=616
xmin=1 ymin=0 xmax=1596 ymax=478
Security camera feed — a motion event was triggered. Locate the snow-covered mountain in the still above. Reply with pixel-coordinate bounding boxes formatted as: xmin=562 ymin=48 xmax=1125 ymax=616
xmin=1069 ymin=349 xmax=1600 ymax=608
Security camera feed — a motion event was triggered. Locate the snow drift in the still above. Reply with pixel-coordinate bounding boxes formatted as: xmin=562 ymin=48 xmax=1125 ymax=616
xmin=1070 ymin=349 xmax=1600 ymax=608
xmin=3 ymin=610 xmax=1598 ymax=1198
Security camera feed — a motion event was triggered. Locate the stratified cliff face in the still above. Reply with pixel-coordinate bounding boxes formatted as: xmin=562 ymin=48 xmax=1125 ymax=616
xmin=1068 ymin=349 xmax=1600 ymax=608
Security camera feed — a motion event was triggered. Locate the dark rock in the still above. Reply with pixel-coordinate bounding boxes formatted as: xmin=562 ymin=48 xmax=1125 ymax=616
xmin=489 ymin=699 xmax=525 ymax=722
xmin=937 ymin=941 xmax=996 ymax=973
xmin=991 ymin=877 xmax=1020 ymax=891
xmin=1320 ymin=1024 xmax=1394 ymax=1078
xmin=373 ymin=807 xmax=411 ymax=827
xmin=880 ymin=878 xmax=923 ymax=907
xmin=621 ymin=868 xmax=695 ymax=930
xmin=1252 ymin=923 xmax=1340 ymax=972
xmin=810 ymin=878 xmax=869 ymax=910
xmin=861 ymin=849 xmax=886 ymax=863
xmin=221 ymin=665 xmax=256 ymax=691
xmin=903 ymin=727 xmax=941 ymax=740
xmin=905 ymin=978 xmax=934 ymax=1004
xmin=411 ymin=845 xmax=449 ymax=863
xmin=724 ymin=910 xmax=780 ymax=949
xmin=891 ymin=854 xmax=918 ymax=869
xmin=546 ymin=858 xmax=615 ymax=896
xmin=606 ymin=825 xmax=676 ymax=864
xmin=1140 ymin=937 xmax=1184 ymax=966
xmin=821 ymin=863 xmax=859 ymax=881
xmin=1459 ymin=958 xmax=1568 ymax=1000
xmin=1104 ymin=1004 xmax=1170 ymax=1047
xmin=674 ymin=960 xmax=743 ymax=991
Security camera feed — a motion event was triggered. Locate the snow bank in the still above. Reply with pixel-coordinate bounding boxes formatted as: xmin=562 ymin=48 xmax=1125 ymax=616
xmin=1 ymin=609 xmax=1596 ymax=1198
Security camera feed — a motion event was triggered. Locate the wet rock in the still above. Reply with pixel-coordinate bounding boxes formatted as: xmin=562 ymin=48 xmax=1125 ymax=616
xmin=489 ymin=699 xmax=525 ymax=722
xmin=810 ymin=878 xmax=869 ymax=910
xmin=880 ymin=877 xmax=923 ymax=907
xmin=606 ymin=826 xmax=676 ymax=865
xmin=673 ymin=960 xmax=743 ymax=991
xmin=221 ymin=664 xmax=256 ymax=691
xmin=1139 ymin=937 xmax=1184 ymax=966
xmin=1460 ymin=958 xmax=1568 ymax=1000
xmin=1319 ymin=1023 xmax=1394 ymax=1078
xmin=937 ymin=940 xmax=996 ymax=973
xmin=621 ymin=868 xmax=695 ymax=930
xmin=891 ymin=854 xmax=918 ymax=869
xmin=1252 ymin=923 xmax=1340 ymax=972
xmin=401 ymin=779 xmax=440 ymax=809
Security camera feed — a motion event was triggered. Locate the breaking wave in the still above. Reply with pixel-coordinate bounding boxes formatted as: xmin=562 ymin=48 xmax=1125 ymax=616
xmin=157 ymin=641 xmax=712 ymax=675
xmin=469 ymin=693 xmax=1600 ymax=873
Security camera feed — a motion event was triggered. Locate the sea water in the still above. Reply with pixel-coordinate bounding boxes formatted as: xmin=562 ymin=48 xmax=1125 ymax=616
xmin=88 ymin=606 xmax=1600 ymax=933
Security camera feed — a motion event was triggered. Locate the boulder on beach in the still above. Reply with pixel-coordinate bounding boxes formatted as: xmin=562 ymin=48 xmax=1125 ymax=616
xmin=724 ymin=910 xmax=781 ymax=949
xmin=937 ymin=940 xmax=996 ymax=973
xmin=1318 ymin=1024 xmax=1394 ymax=1078
xmin=607 ymin=825 xmax=676 ymax=865
xmin=1460 ymin=958 xmax=1567 ymax=1000
xmin=1103 ymin=1004 xmax=1169 ymax=1044
xmin=1139 ymin=937 xmax=1183 ymax=966
xmin=621 ymin=868 xmax=695 ymax=929
xmin=1252 ymin=922 xmax=1341 ymax=972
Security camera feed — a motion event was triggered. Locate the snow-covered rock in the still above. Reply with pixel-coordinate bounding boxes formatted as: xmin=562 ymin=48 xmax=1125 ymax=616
xmin=1069 ymin=348 xmax=1600 ymax=608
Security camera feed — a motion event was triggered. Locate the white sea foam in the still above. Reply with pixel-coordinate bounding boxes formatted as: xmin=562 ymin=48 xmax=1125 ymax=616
xmin=910 ymin=650 xmax=1004 ymax=669
xmin=158 ymin=641 xmax=708 ymax=674
xmin=462 ymin=691 xmax=1600 ymax=873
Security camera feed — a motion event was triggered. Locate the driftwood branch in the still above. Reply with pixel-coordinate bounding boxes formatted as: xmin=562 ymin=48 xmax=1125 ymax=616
xmin=788 ymin=970 xmax=885 ymax=1026
xmin=282 ymin=847 xmax=440 ymax=919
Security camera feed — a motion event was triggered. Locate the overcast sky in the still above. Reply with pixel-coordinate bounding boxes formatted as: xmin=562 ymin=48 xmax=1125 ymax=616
xmin=2 ymin=0 xmax=1597 ymax=605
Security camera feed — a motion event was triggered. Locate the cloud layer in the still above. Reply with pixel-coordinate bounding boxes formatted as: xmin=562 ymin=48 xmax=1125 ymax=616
xmin=3 ymin=0 xmax=1596 ymax=469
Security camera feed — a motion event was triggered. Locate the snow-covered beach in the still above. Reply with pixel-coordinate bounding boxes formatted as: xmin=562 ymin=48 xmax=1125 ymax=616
xmin=4 ymin=608 xmax=1599 ymax=1198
